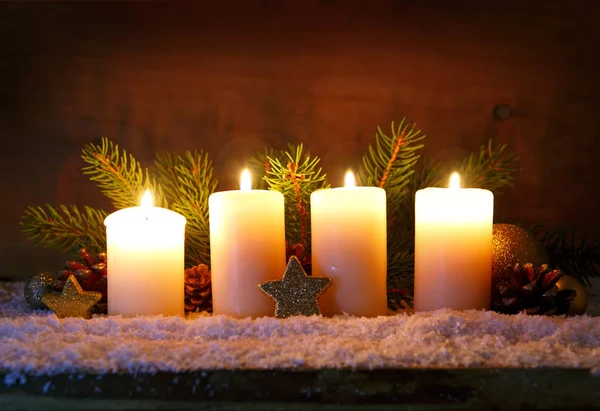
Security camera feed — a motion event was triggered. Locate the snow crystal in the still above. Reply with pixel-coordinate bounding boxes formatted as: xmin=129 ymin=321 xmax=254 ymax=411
xmin=42 ymin=380 xmax=52 ymax=394
xmin=0 ymin=281 xmax=599 ymax=376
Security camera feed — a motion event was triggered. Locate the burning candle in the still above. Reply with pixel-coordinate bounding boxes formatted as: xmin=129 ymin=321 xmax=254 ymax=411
xmin=414 ymin=173 xmax=494 ymax=311
xmin=311 ymin=170 xmax=388 ymax=317
xmin=209 ymin=169 xmax=286 ymax=318
xmin=104 ymin=190 xmax=186 ymax=317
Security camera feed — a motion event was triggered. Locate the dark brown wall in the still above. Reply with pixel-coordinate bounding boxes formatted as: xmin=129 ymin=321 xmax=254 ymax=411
xmin=1 ymin=1 xmax=599 ymax=279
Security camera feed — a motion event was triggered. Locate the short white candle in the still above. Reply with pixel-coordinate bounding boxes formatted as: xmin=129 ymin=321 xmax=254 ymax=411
xmin=209 ymin=169 xmax=286 ymax=318
xmin=414 ymin=173 xmax=494 ymax=311
xmin=104 ymin=191 xmax=186 ymax=317
xmin=311 ymin=171 xmax=388 ymax=317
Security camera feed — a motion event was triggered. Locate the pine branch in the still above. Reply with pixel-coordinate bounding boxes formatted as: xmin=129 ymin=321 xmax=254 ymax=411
xmin=20 ymin=204 xmax=107 ymax=256
xmin=81 ymin=137 xmax=167 ymax=209
xmin=153 ymin=150 xmax=181 ymax=202
xmin=454 ymin=139 xmax=520 ymax=192
xmin=249 ymin=147 xmax=286 ymax=190
xmin=386 ymin=161 xmax=441 ymax=293
xmin=378 ymin=130 xmax=406 ymax=188
xmin=358 ymin=118 xmax=426 ymax=194
xmin=357 ymin=119 xmax=425 ymax=297
xmin=387 ymin=248 xmax=415 ymax=291
xmin=530 ymin=225 xmax=600 ymax=287
xmin=264 ymin=144 xmax=329 ymax=251
xmin=393 ymin=160 xmax=441 ymax=235
xmin=388 ymin=287 xmax=414 ymax=311
xmin=155 ymin=149 xmax=217 ymax=267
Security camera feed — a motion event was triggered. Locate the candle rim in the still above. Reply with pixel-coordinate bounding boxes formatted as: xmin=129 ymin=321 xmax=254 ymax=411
xmin=209 ymin=188 xmax=284 ymax=196
xmin=310 ymin=186 xmax=386 ymax=199
xmin=417 ymin=186 xmax=493 ymax=192
xmin=313 ymin=186 xmax=386 ymax=191
xmin=104 ymin=206 xmax=187 ymax=227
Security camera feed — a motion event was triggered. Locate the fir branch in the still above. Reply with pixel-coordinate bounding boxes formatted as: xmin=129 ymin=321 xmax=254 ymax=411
xmin=20 ymin=204 xmax=107 ymax=256
xmin=379 ymin=130 xmax=406 ymax=188
xmin=393 ymin=160 xmax=441 ymax=230
xmin=289 ymin=161 xmax=309 ymax=246
xmin=531 ymin=225 xmax=600 ymax=287
xmin=386 ymin=161 xmax=441 ymax=293
xmin=264 ymin=144 xmax=329 ymax=250
xmin=454 ymin=139 xmax=520 ymax=192
xmin=358 ymin=118 xmax=425 ymax=193
xmin=81 ymin=137 xmax=167 ymax=209
xmin=387 ymin=248 xmax=416 ymax=293
xmin=249 ymin=147 xmax=286 ymax=189
xmin=153 ymin=151 xmax=181 ymax=202
xmin=388 ymin=287 xmax=414 ymax=311
xmin=357 ymin=119 xmax=425 ymax=298
xmin=155 ymin=149 xmax=217 ymax=267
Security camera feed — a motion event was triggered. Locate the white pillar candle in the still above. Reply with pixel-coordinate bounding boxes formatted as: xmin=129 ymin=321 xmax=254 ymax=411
xmin=414 ymin=173 xmax=494 ymax=312
xmin=104 ymin=191 xmax=186 ymax=317
xmin=209 ymin=169 xmax=286 ymax=318
xmin=311 ymin=171 xmax=388 ymax=317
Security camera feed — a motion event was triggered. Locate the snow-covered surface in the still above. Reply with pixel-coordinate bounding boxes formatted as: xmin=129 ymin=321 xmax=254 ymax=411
xmin=1 ymin=280 xmax=599 ymax=382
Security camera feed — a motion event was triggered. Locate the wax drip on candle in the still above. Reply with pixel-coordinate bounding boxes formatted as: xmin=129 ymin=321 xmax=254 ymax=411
xmin=344 ymin=170 xmax=356 ymax=187
xmin=141 ymin=190 xmax=153 ymax=220
xmin=240 ymin=169 xmax=252 ymax=191
xmin=449 ymin=172 xmax=460 ymax=189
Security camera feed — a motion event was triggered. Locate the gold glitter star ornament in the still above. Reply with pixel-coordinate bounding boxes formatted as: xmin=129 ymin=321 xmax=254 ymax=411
xmin=259 ymin=256 xmax=332 ymax=318
xmin=41 ymin=275 xmax=102 ymax=319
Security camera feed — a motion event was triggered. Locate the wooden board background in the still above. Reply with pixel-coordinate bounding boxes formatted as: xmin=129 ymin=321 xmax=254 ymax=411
xmin=1 ymin=0 xmax=599 ymax=280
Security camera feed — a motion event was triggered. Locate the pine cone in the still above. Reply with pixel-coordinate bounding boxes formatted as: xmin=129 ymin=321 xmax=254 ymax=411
xmin=184 ymin=264 xmax=212 ymax=314
xmin=492 ymin=263 xmax=576 ymax=315
xmin=56 ymin=248 xmax=108 ymax=314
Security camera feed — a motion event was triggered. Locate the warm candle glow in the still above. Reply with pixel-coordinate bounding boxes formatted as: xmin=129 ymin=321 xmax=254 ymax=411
xmin=104 ymin=190 xmax=186 ymax=317
xmin=449 ymin=172 xmax=460 ymax=189
xmin=141 ymin=190 xmax=153 ymax=207
xmin=414 ymin=174 xmax=493 ymax=312
xmin=344 ymin=170 xmax=356 ymax=187
xmin=240 ymin=169 xmax=252 ymax=191
xmin=312 ymin=170 xmax=387 ymax=317
xmin=209 ymin=170 xmax=286 ymax=318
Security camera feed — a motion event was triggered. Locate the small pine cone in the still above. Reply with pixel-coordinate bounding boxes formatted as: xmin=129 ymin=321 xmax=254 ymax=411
xmin=58 ymin=248 xmax=107 ymax=284
xmin=184 ymin=264 xmax=212 ymax=314
xmin=493 ymin=263 xmax=576 ymax=316
xmin=55 ymin=248 xmax=108 ymax=313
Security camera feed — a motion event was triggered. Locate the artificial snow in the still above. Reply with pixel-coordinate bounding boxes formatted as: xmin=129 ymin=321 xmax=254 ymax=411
xmin=1 ymin=281 xmax=600 ymax=380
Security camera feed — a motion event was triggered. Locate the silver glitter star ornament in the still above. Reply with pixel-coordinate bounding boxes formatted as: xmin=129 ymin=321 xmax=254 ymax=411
xmin=259 ymin=256 xmax=332 ymax=318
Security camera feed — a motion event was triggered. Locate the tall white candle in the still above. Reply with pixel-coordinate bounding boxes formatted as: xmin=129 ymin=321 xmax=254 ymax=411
xmin=311 ymin=171 xmax=388 ymax=317
xmin=105 ymin=191 xmax=186 ymax=317
xmin=209 ymin=169 xmax=286 ymax=318
xmin=414 ymin=173 xmax=494 ymax=311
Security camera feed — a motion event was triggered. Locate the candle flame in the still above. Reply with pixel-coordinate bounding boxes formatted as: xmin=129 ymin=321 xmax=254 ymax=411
xmin=449 ymin=172 xmax=460 ymax=189
xmin=141 ymin=190 xmax=153 ymax=207
xmin=240 ymin=169 xmax=252 ymax=191
xmin=344 ymin=170 xmax=356 ymax=187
